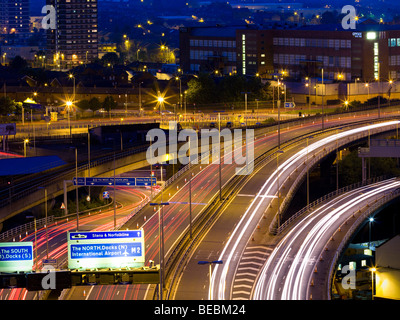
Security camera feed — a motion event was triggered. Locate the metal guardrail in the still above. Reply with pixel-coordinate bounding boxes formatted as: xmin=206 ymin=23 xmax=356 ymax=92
xmin=326 ymin=186 xmax=400 ymax=300
xmin=273 ymin=176 xmax=387 ymax=236
xmin=0 ymin=215 xmax=54 ymax=242
xmin=268 ymin=122 xmax=399 ymax=235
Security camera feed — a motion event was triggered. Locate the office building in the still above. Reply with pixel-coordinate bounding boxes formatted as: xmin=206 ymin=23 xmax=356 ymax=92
xmin=180 ymin=22 xmax=400 ymax=82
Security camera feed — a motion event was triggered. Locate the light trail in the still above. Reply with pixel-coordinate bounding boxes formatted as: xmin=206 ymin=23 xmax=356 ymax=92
xmin=254 ymin=179 xmax=400 ymax=300
xmin=210 ymin=120 xmax=400 ymax=300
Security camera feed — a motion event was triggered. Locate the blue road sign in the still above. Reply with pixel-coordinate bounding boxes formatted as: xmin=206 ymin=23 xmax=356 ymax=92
xmin=102 ymin=191 xmax=110 ymax=199
xmin=135 ymin=177 xmax=157 ymax=186
xmin=69 ymin=230 xmax=142 ymax=240
xmin=0 ymin=245 xmax=32 ymax=261
xmin=73 ymin=177 xmax=86 ymax=186
xmin=0 ymin=242 xmax=34 ymax=272
xmin=67 ymin=230 xmax=145 ymax=269
xmin=73 ymin=177 xmax=156 ymax=186
xmin=42 ymin=258 xmax=57 ymax=265
xmin=70 ymin=243 xmax=142 ymax=259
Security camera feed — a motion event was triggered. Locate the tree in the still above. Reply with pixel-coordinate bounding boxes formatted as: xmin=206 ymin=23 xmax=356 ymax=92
xmin=186 ymin=73 xmax=216 ymax=104
xmin=0 ymin=96 xmax=17 ymax=115
xmin=77 ymin=99 xmax=91 ymax=111
xmin=10 ymin=56 xmax=28 ymax=72
xmin=89 ymin=97 xmax=101 ymax=116
xmin=102 ymin=96 xmax=118 ymax=117
xmin=100 ymin=52 xmax=120 ymax=67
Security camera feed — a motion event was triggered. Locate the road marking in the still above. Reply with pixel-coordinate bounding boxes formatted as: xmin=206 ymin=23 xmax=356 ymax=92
xmin=231 ymin=244 xmax=273 ymax=300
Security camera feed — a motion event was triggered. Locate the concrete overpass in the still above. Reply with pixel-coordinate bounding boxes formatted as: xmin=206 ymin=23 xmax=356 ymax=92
xmin=254 ymin=178 xmax=400 ymax=300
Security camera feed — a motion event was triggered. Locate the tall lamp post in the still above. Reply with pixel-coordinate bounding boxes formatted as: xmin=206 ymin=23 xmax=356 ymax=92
xmin=75 ymin=147 xmax=79 ymax=231
xmin=176 ymin=76 xmax=182 ymax=111
xmin=198 ymin=260 xmax=223 ymax=300
xmin=150 ymin=163 xmax=168 ymax=300
xmin=306 ymin=136 xmax=314 ymax=209
xmin=158 ymin=96 xmax=165 ymax=126
xmin=23 ymin=139 xmax=29 ymax=157
xmin=26 ymin=215 xmax=38 ymax=271
xmin=276 ymin=149 xmax=284 ymax=228
xmin=38 ymin=187 xmax=49 ymax=259
xmin=69 ymin=74 xmax=75 ymax=104
xmin=370 ymin=267 xmax=376 ymax=300
xmin=369 ymin=217 xmax=374 ymax=249
xmin=66 ymin=101 xmax=73 ymax=140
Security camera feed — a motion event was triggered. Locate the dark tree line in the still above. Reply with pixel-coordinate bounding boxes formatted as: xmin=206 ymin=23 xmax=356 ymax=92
xmin=185 ymin=73 xmax=270 ymax=105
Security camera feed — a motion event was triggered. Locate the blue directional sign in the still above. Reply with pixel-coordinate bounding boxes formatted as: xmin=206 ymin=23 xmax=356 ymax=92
xmin=136 ymin=177 xmax=157 ymax=186
xmin=73 ymin=177 xmax=156 ymax=187
xmin=73 ymin=177 xmax=86 ymax=186
xmin=0 ymin=242 xmax=34 ymax=272
xmin=70 ymin=243 xmax=142 ymax=259
xmin=67 ymin=230 xmax=145 ymax=269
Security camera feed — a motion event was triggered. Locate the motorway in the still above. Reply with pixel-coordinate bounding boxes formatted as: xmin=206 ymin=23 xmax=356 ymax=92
xmin=2 ymin=109 xmax=400 ymax=300
xmin=0 ymin=185 xmax=150 ymax=300
xmin=174 ymin=120 xmax=400 ymax=300
xmin=253 ymin=178 xmax=400 ymax=300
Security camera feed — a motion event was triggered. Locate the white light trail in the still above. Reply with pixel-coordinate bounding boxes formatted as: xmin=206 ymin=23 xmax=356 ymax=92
xmin=210 ymin=120 xmax=400 ymax=300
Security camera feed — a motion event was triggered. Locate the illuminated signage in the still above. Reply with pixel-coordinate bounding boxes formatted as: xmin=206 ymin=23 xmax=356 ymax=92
xmin=366 ymin=32 xmax=377 ymax=40
xmin=0 ymin=242 xmax=33 ymax=272
xmin=67 ymin=230 xmax=145 ymax=270
xmin=352 ymin=32 xmax=362 ymax=38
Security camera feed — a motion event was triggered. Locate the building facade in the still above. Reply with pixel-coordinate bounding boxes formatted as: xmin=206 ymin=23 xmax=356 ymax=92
xmin=0 ymin=0 xmax=30 ymax=35
xmin=46 ymin=0 xmax=98 ymax=68
xmin=180 ymin=23 xmax=400 ymax=83
xmin=179 ymin=25 xmax=240 ymax=75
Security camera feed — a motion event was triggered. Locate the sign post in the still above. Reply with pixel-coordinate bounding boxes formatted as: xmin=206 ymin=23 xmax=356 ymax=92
xmin=67 ymin=230 xmax=145 ymax=270
xmin=72 ymin=177 xmax=156 ymax=187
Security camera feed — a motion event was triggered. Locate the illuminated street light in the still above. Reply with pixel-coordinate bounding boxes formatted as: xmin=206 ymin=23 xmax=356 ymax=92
xmin=370 ymin=267 xmax=377 ymax=300
xmin=369 ymin=216 xmax=375 ymax=249
xmin=23 ymin=139 xmax=29 ymax=157
xmin=66 ymin=101 xmax=73 ymax=138
xmin=198 ymin=260 xmax=223 ymax=299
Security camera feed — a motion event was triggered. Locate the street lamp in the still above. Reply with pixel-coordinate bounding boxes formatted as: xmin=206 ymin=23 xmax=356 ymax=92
xmin=69 ymin=74 xmax=75 ymax=103
xmin=370 ymin=267 xmax=377 ymax=300
xmin=305 ymin=77 xmax=311 ymax=114
xmin=150 ymin=162 xmax=168 ymax=300
xmin=26 ymin=215 xmax=38 ymax=271
xmin=175 ymin=76 xmax=182 ymax=111
xmin=369 ymin=217 xmax=374 ymax=249
xmin=23 ymin=139 xmax=29 ymax=157
xmin=276 ymin=149 xmax=284 ymax=228
xmin=158 ymin=96 xmax=165 ymax=126
xmin=365 ymin=83 xmax=370 ymax=100
xmin=66 ymin=101 xmax=73 ymax=139
xmin=198 ymin=260 xmax=223 ymax=299
xmin=38 ymin=187 xmax=49 ymax=259
xmin=306 ymin=136 xmax=314 ymax=209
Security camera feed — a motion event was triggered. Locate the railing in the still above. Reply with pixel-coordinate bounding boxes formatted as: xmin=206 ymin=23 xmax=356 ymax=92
xmin=326 ymin=187 xmax=400 ymax=300
xmin=0 ymin=215 xmax=54 ymax=242
xmin=273 ymin=176 xmax=388 ymax=236
xmin=268 ymin=122 xmax=398 ymax=234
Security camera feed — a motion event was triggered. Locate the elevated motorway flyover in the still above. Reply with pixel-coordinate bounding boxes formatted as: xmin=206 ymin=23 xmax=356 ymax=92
xmin=1 ymin=106 xmax=399 ymax=228
xmin=253 ymin=178 xmax=400 ymax=300
xmin=172 ymin=120 xmax=400 ymax=300
xmin=63 ymin=117 xmax=400 ymax=300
